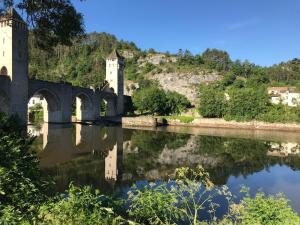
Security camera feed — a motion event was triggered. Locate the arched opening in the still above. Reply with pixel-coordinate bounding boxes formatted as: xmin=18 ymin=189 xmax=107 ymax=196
xmin=101 ymin=97 xmax=117 ymax=117
xmin=0 ymin=91 xmax=10 ymax=114
xmin=100 ymin=99 xmax=107 ymax=117
xmin=28 ymin=89 xmax=61 ymax=124
xmin=0 ymin=66 xmax=8 ymax=76
xmin=73 ymin=93 xmax=93 ymax=122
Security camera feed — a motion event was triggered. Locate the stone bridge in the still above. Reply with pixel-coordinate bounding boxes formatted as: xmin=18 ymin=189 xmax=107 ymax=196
xmin=0 ymin=9 xmax=124 ymax=124
xmin=0 ymin=75 xmax=120 ymax=123
xmin=28 ymin=79 xmax=118 ymax=123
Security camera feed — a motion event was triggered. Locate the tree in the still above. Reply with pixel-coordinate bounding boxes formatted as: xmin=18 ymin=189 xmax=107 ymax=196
xmin=202 ymin=48 xmax=231 ymax=71
xmin=225 ymin=88 xmax=269 ymax=121
xmin=165 ymin=91 xmax=191 ymax=114
xmin=0 ymin=113 xmax=51 ymax=222
xmin=1 ymin=0 xmax=84 ymax=50
xmin=132 ymin=86 xmax=190 ymax=116
xmin=132 ymin=87 xmax=167 ymax=115
xmin=199 ymin=84 xmax=226 ymax=118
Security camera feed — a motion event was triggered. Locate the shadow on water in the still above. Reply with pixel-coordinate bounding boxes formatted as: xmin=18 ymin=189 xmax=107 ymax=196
xmin=28 ymin=124 xmax=300 ymax=215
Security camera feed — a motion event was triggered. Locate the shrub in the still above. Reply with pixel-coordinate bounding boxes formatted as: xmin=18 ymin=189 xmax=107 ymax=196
xmin=165 ymin=91 xmax=191 ymax=115
xmin=38 ymin=185 xmax=127 ymax=225
xmin=202 ymin=48 xmax=231 ymax=71
xmin=132 ymin=87 xmax=190 ymax=116
xmin=225 ymin=88 xmax=269 ymax=121
xmin=165 ymin=115 xmax=194 ymax=123
xmin=232 ymin=191 xmax=300 ymax=225
xmin=258 ymin=104 xmax=300 ymax=123
xmin=132 ymin=87 xmax=167 ymax=115
xmin=0 ymin=114 xmax=51 ymax=222
xmin=127 ymin=166 xmax=231 ymax=225
xmin=199 ymin=85 xmax=226 ymax=118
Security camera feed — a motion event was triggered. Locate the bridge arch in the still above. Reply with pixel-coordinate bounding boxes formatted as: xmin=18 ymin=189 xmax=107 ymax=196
xmin=28 ymin=88 xmax=62 ymax=123
xmin=73 ymin=92 xmax=94 ymax=121
xmin=101 ymin=96 xmax=117 ymax=117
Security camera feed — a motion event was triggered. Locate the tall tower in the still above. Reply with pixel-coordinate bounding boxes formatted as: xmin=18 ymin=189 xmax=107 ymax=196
xmin=106 ymin=50 xmax=124 ymax=115
xmin=0 ymin=8 xmax=28 ymax=124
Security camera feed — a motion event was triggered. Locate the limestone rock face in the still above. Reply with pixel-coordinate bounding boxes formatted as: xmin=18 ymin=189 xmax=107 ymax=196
xmin=157 ymin=136 xmax=223 ymax=166
xmin=138 ymin=54 xmax=177 ymax=65
xmin=148 ymin=72 xmax=221 ymax=105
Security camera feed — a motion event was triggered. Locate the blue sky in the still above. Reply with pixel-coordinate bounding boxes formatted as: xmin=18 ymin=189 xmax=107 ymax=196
xmin=76 ymin=1 xmax=298 ymax=66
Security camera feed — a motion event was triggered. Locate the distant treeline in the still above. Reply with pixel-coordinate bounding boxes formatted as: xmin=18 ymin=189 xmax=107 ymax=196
xmin=29 ymin=32 xmax=300 ymax=89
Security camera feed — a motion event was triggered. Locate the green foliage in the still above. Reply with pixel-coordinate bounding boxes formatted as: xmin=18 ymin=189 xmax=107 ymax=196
xmin=128 ymin=184 xmax=182 ymax=224
xmin=2 ymin=0 xmax=84 ymax=50
xmin=202 ymin=48 xmax=231 ymax=72
xmin=199 ymin=84 xmax=226 ymax=118
xmin=165 ymin=115 xmax=194 ymax=123
xmin=199 ymin=72 xmax=300 ymax=123
xmin=132 ymin=86 xmax=191 ymax=116
xmin=29 ymin=32 xmax=139 ymax=88
xmin=234 ymin=191 xmax=300 ymax=225
xmin=28 ymin=104 xmax=43 ymax=124
xmin=132 ymin=86 xmax=168 ymax=115
xmin=124 ymin=58 xmax=139 ymax=81
xmin=165 ymin=91 xmax=191 ymax=114
xmin=0 ymin=113 xmax=22 ymax=135
xmin=267 ymin=58 xmax=300 ymax=83
xmin=141 ymin=62 xmax=156 ymax=74
xmin=258 ymin=104 xmax=300 ymax=123
xmin=0 ymin=114 xmax=51 ymax=222
xmin=225 ymin=88 xmax=269 ymax=121
xmin=38 ymin=184 xmax=127 ymax=225
xmin=128 ymin=166 xmax=231 ymax=225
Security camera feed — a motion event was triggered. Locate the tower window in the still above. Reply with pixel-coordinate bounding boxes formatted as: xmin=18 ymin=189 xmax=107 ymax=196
xmin=0 ymin=66 xmax=8 ymax=76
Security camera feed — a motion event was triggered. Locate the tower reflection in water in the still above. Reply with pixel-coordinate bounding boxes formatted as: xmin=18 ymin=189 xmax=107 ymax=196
xmin=28 ymin=123 xmax=124 ymax=192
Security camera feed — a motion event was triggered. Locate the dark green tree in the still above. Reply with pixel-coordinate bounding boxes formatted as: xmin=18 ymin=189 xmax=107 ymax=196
xmin=199 ymin=84 xmax=226 ymax=118
xmin=1 ymin=0 xmax=84 ymax=50
xmin=202 ymin=48 xmax=231 ymax=71
xmin=225 ymin=88 xmax=269 ymax=121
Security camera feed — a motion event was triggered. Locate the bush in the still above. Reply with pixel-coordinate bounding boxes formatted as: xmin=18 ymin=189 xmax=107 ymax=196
xmin=132 ymin=87 xmax=167 ymax=115
xmin=225 ymin=88 xmax=269 ymax=121
xmin=132 ymin=86 xmax=190 ymax=116
xmin=202 ymin=48 xmax=231 ymax=71
xmin=127 ymin=166 xmax=226 ymax=225
xmin=0 ymin=114 xmax=51 ymax=222
xmin=141 ymin=62 xmax=156 ymax=74
xmin=38 ymin=185 xmax=127 ymax=225
xmin=199 ymin=85 xmax=226 ymax=118
xmin=165 ymin=115 xmax=194 ymax=123
xmin=233 ymin=191 xmax=300 ymax=225
xmin=165 ymin=91 xmax=191 ymax=115
xmin=258 ymin=104 xmax=300 ymax=123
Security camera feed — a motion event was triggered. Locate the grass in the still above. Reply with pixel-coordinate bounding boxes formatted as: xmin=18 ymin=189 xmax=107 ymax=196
xmin=164 ymin=115 xmax=195 ymax=124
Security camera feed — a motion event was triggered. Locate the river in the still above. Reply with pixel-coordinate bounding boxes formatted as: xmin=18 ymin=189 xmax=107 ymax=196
xmin=28 ymin=123 xmax=300 ymax=216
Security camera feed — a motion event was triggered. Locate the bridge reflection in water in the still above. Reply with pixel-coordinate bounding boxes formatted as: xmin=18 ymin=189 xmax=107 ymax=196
xmin=28 ymin=124 xmax=300 ymax=213
xmin=28 ymin=124 xmax=125 ymax=192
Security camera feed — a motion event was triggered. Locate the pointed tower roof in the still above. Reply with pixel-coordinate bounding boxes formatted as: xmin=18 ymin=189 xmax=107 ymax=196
xmin=107 ymin=49 xmax=124 ymax=60
xmin=0 ymin=7 xmax=25 ymax=23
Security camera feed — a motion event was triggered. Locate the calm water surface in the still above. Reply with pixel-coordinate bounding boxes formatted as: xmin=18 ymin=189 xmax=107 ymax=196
xmin=29 ymin=124 xmax=300 ymax=215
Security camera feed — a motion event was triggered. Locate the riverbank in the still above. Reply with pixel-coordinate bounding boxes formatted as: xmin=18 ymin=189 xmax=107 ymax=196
xmin=122 ymin=116 xmax=300 ymax=132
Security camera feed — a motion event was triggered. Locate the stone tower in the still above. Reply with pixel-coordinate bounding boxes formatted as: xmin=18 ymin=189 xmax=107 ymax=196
xmin=0 ymin=8 xmax=28 ymax=124
xmin=106 ymin=50 xmax=124 ymax=115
